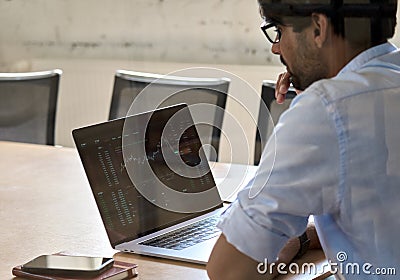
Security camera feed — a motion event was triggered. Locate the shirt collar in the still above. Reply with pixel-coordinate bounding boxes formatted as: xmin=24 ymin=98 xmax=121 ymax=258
xmin=338 ymin=42 xmax=398 ymax=75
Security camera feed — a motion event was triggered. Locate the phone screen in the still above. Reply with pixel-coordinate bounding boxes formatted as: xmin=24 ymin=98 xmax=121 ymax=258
xmin=21 ymin=255 xmax=114 ymax=275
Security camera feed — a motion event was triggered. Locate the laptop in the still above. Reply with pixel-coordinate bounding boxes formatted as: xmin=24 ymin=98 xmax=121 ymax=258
xmin=72 ymin=103 xmax=226 ymax=264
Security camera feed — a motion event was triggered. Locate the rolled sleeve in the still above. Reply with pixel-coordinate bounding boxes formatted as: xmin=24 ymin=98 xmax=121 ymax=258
xmin=217 ymin=202 xmax=288 ymax=262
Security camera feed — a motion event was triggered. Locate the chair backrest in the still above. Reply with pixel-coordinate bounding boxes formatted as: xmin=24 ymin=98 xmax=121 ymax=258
xmin=0 ymin=69 xmax=62 ymax=145
xmin=254 ymin=80 xmax=296 ymax=165
xmin=109 ymin=70 xmax=230 ymax=161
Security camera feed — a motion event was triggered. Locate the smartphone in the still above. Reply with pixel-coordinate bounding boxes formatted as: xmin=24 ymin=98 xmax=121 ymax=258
xmin=21 ymin=255 xmax=114 ymax=276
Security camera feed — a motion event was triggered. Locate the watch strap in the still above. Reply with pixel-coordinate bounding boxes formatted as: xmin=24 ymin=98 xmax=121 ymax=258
xmin=294 ymin=231 xmax=310 ymax=259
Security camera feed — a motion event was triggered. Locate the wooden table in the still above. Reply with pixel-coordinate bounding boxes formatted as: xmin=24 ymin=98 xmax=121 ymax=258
xmin=0 ymin=141 xmax=329 ymax=279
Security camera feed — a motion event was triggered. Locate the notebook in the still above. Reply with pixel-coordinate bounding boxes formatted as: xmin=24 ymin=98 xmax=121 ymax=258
xmin=72 ymin=103 xmax=226 ymax=265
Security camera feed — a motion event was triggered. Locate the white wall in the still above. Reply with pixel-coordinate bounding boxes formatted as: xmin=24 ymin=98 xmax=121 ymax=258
xmin=0 ymin=0 xmax=281 ymax=70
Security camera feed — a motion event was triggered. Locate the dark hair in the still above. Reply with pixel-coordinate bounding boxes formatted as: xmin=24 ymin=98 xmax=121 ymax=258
xmin=258 ymin=0 xmax=398 ymax=46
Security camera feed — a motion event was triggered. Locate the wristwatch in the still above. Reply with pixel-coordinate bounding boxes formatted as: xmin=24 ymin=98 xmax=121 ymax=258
xmin=294 ymin=232 xmax=310 ymax=259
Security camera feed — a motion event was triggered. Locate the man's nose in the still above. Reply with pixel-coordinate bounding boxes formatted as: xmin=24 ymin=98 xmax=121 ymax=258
xmin=271 ymin=42 xmax=280 ymax=55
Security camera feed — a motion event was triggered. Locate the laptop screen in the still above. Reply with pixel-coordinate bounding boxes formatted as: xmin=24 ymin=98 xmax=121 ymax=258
xmin=73 ymin=104 xmax=222 ymax=246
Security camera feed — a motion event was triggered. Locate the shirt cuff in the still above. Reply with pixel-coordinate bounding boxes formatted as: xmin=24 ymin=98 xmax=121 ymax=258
xmin=217 ymin=202 xmax=288 ymax=262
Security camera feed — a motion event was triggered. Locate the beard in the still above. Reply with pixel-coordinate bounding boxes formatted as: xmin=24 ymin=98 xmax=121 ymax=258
xmin=280 ymin=36 xmax=328 ymax=91
xmin=290 ymin=74 xmax=306 ymax=91
xmin=280 ymin=56 xmax=306 ymax=90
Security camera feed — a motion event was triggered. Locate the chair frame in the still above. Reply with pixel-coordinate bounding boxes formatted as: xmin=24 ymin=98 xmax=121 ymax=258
xmin=0 ymin=69 xmax=62 ymax=145
xmin=109 ymin=70 xmax=230 ymax=161
xmin=254 ymin=80 xmax=296 ymax=165
xmin=109 ymin=70 xmax=229 ymax=119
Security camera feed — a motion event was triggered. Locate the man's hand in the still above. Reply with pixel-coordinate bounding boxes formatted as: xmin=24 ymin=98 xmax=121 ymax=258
xmin=275 ymin=72 xmax=302 ymax=104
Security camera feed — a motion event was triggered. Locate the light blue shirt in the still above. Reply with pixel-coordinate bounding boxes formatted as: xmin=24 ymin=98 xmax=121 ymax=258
xmin=218 ymin=43 xmax=400 ymax=279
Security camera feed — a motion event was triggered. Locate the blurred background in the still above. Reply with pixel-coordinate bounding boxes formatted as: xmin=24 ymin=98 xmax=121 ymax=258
xmin=0 ymin=0 xmax=279 ymax=68
xmin=1 ymin=0 xmax=399 ymax=162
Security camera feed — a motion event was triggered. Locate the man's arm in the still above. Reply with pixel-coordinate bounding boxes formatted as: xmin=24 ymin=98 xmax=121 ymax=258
xmin=207 ymin=233 xmax=299 ymax=280
xmin=207 ymin=223 xmax=320 ymax=280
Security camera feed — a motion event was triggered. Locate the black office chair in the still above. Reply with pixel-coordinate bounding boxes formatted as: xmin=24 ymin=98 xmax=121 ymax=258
xmin=109 ymin=70 xmax=230 ymax=161
xmin=0 ymin=69 xmax=62 ymax=145
xmin=254 ymin=80 xmax=297 ymax=165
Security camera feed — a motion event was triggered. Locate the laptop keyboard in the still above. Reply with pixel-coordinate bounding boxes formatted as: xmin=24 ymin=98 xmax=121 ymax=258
xmin=140 ymin=216 xmax=221 ymax=250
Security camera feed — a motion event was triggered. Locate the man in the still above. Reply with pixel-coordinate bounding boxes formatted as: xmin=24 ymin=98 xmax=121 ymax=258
xmin=207 ymin=1 xmax=399 ymax=279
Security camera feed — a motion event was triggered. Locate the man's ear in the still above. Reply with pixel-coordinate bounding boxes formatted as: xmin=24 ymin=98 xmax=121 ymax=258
xmin=311 ymin=13 xmax=329 ymax=48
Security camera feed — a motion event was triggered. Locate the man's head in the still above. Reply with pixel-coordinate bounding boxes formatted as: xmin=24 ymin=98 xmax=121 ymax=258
xmin=258 ymin=0 xmax=398 ymax=90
